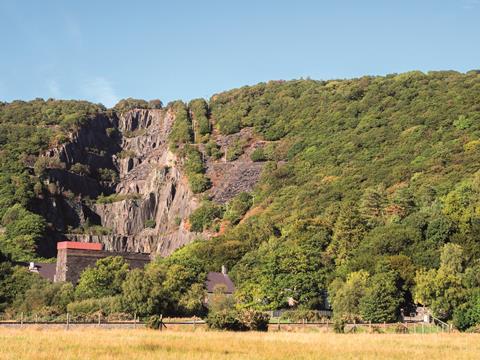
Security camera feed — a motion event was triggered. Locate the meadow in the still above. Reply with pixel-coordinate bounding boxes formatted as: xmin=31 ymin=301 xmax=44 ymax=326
xmin=0 ymin=328 xmax=479 ymax=359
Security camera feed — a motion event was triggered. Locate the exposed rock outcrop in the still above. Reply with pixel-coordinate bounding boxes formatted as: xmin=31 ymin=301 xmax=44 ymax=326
xmin=38 ymin=107 xmax=265 ymax=257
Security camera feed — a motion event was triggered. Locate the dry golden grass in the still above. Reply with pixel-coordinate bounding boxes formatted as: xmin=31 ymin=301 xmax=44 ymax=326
xmin=0 ymin=328 xmax=479 ymax=359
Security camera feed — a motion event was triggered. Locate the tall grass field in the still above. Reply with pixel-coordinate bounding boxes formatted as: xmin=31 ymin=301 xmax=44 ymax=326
xmin=0 ymin=329 xmax=479 ymax=359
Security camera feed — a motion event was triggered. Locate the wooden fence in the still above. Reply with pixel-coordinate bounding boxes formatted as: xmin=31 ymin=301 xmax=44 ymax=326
xmin=0 ymin=317 xmax=450 ymax=333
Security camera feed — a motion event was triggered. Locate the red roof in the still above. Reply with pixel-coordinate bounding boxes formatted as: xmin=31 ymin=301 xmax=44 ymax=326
xmin=206 ymin=272 xmax=236 ymax=293
xmin=57 ymin=241 xmax=103 ymax=251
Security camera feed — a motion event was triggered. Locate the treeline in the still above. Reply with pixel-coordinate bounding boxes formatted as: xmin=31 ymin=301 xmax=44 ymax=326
xmin=164 ymin=71 xmax=480 ymax=331
xmin=0 ymin=251 xmax=268 ymax=330
xmin=2 ymin=71 xmax=480 ymax=331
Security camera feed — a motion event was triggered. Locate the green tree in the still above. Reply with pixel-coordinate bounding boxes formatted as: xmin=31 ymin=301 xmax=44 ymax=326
xmin=359 ymin=185 xmax=387 ymax=227
xmin=75 ymin=257 xmax=129 ymax=300
xmin=328 ymin=270 xmax=369 ymax=321
xmin=414 ymin=243 xmax=467 ymax=319
xmin=328 ymin=202 xmax=366 ymax=265
xmin=224 ymin=192 xmax=253 ymax=224
xmin=121 ymin=268 xmax=155 ymax=316
xmin=0 ymin=205 xmax=46 ymax=261
xmin=360 ymin=268 xmax=402 ymax=322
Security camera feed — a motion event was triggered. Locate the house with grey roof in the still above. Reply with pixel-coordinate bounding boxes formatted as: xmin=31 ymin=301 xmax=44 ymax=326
xmin=204 ymin=265 xmax=236 ymax=305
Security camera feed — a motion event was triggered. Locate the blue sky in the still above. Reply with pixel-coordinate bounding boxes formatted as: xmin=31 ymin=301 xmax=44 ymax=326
xmin=0 ymin=0 xmax=479 ymax=107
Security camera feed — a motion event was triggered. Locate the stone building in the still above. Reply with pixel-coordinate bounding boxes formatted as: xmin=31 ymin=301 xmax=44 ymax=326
xmin=52 ymin=241 xmax=150 ymax=283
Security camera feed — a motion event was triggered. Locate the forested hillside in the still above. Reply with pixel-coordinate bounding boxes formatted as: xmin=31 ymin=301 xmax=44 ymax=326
xmin=2 ymin=70 xmax=480 ymax=330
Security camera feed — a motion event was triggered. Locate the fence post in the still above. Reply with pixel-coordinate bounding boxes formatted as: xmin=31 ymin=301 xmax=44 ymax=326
xmin=35 ymin=314 xmax=38 ymax=324
xmin=160 ymin=314 xmax=163 ymax=332
xmin=134 ymin=313 xmax=137 ymax=329
xmin=66 ymin=313 xmax=70 ymax=331
xmin=277 ymin=317 xmax=280 ymax=331
xmin=98 ymin=313 xmax=101 ymax=327
xmin=20 ymin=312 xmax=23 ymax=328
xmin=193 ymin=316 xmax=196 ymax=330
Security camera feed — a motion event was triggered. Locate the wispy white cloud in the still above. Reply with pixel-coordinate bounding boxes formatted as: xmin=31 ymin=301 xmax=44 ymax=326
xmin=47 ymin=79 xmax=61 ymax=98
xmin=82 ymin=77 xmax=119 ymax=107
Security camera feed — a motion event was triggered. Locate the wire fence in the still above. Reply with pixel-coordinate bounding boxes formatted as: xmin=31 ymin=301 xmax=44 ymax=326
xmin=0 ymin=315 xmax=451 ymax=333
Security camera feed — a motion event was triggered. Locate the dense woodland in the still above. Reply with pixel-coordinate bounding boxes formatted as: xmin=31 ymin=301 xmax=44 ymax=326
xmin=2 ymin=71 xmax=480 ymax=331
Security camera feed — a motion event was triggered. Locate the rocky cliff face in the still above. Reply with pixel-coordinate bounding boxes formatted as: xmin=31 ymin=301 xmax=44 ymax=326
xmin=39 ymin=107 xmax=264 ymax=257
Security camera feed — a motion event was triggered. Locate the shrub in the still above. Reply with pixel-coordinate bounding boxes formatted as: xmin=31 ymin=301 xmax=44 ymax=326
xmin=206 ymin=309 xmax=269 ymax=331
xmin=67 ymin=296 xmax=123 ymax=318
xmin=189 ymin=174 xmax=211 ymax=194
xmin=333 ymin=318 xmax=346 ymax=333
xmin=148 ymin=99 xmax=163 ymax=109
xmin=205 ymin=140 xmax=223 ymax=159
xmin=206 ymin=309 xmax=246 ymax=331
xmin=96 ymin=193 xmax=141 ymax=204
xmin=280 ymin=309 xmax=326 ymax=323
xmin=189 ymin=98 xmax=211 ymax=141
xmin=97 ymin=168 xmax=119 ymax=182
xmin=146 ymin=315 xmax=164 ymax=330
xmin=182 ymin=146 xmax=211 ymax=194
xmin=70 ymin=163 xmax=91 ymax=176
xmin=168 ymin=101 xmax=193 ymax=150
xmin=224 ymin=192 xmax=252 ymax=224
xmin=113 ymin=98 xmax=149 ymax=112
xmin=145 ymin=219 xmax=156 ymax=229
xmin=226 ymin=139 xmax=247 ymax=161
xmin=250 ymin=147 xmax=267 ymax=162
xmin=74 ymin=257 xmax=129 ymax=300
xmin=189 ymin=201 xmax=223 ymax=232
xmin=105 ymin=127 xmax=118 ymax=138
xmin=238 ymin=310 xmax=270 ymax=331
xmin=117 ymin=150 xmax=136 ymax=159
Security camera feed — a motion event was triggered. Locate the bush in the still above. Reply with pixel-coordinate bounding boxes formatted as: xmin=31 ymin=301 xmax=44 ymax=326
xmin=189 ymin=98 xmax=211 ymax=141
xmin=453 ymin=290 xmax=480 ymax=331
xmin=206 ymin=309 xmax=269 ymax=331
xmin=67 ymin=296 xmax=123 ymax=318
xmin=189 ymin=201 xmax=223 ymax=232
xmin=146 ymin=315 xmax=164 ymax=330
xmin=145 ymin=219 xmax=156 ymax=229
xmin=206 ymin=309 xmax=246 ymax=331
xmin=168 ymin=101 xmax=193 ymax=150
xmin=70 ymin=163 xmax=91 ymax=176
xmin=96 ymin=193 xmax=141 ymax=204
xmin=189 ymin=174 xmax=211 ymax=194
xmin=226 ymin=139 xmax=247 ymax=161
xmin=117 ymin=150 xmax=137 ymax=159
xmin=250 ymin=147 xmax=267 ymax=162
xmin=97 ymin=168 xmax=119 ymax=182
xmin=182 ymin=146 xmax=211 ymax=194
xmin=280 ymin=309 xmax=327 ymax=323
xmin=113 ymin=98 xmax=149 ymax=112
xmin=239 ymin=310 xmax=270 ymax=331
xmin=333 ymin=318 xmax=346 ymax=333
xmin=224 ymin=192 xmax=252 ymax=224
xmin=205 ymin=141 xmax=223 ymax=160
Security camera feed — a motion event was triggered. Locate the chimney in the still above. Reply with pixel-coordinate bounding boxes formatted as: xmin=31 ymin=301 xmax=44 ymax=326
xmin=221 ymin=265 xmax=227 ymax=275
